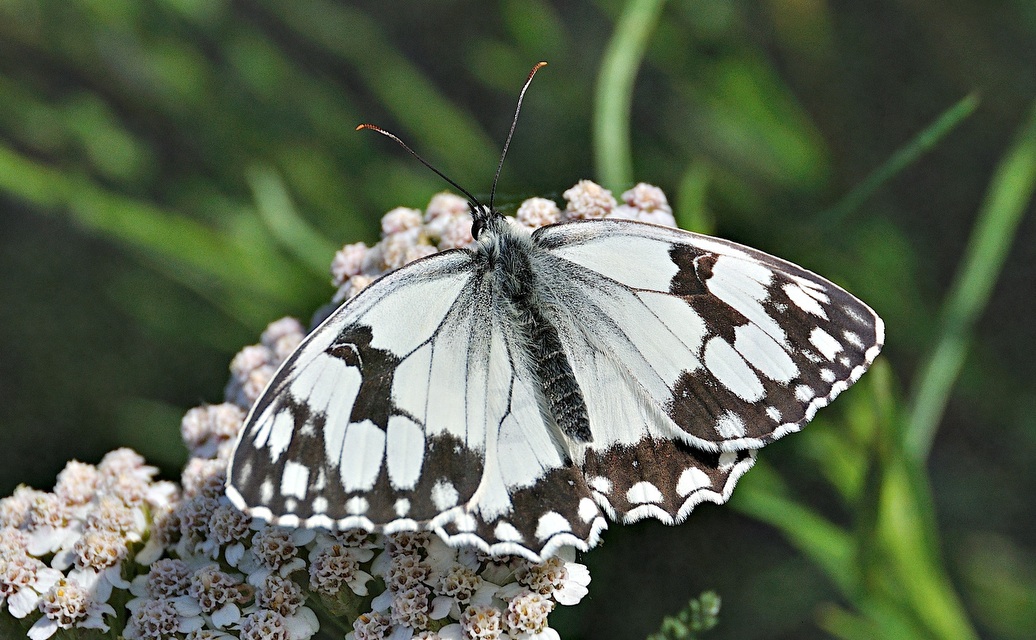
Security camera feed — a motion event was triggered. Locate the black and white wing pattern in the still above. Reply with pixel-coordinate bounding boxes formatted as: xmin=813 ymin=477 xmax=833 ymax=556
xmin=228 ymin=245 xmax=614 ymax=557
xmin=533 ymin=219 xmax=883 ymax=448
xmin=227 ymin=214 xmax=883 ymax=561
xmin=527 ymin=218 xmax=882 ymax=529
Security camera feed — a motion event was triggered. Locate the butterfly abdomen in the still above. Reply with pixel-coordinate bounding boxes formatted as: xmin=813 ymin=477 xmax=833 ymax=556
xmin=528 ymin=311 xmax=592 ymax=442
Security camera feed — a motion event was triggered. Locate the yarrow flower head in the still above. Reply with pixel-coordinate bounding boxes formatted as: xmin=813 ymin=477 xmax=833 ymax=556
xmin=28 ymin=575 xmax=116 ymax=640
xmin=182 ymin=404 xmax=247 ymax=459
xmin=309 ymin=537 xmax=374 ymax=597
xmin=505 ymin=590 xmax=555 ymax=637
xmin=53 ymin=461 xmax=100 ymax=507
xmin=562 ymin=180 xmax=616 ymax=219
xmin=515 ymin=197 xmax=561 ymax=229
xmin=608 ymin=182 xmax=677 ymax=227
xmin=331 ymin=242 xmax=369 ymax=287
xmin=0 ymin=550 xmax=62 ymax=620
xmin=125 ymin=596 xmax=181 ymax=640
xmin=0 ymin=487 xmax=41 ymax=530
xmin=0 ymin=452 xmax=172 ymax=639
xmin=1 ymin=182 xmax=684 ymax=640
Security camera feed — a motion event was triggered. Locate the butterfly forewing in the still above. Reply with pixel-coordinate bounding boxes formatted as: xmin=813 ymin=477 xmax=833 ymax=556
xmin=228 ymin=246 xmax=605 ymax=558
xmin=504 ymin=218 xmax=884 ymax=532
xmin=228 ymin=250 xmax=490 ymax=531
xmin=534 ymin=219 xmax=884 ymax=450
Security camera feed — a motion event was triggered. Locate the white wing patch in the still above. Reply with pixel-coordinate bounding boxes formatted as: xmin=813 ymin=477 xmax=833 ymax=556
xmin=704 ymin=336 xmax=765 ymax=402
xmin=425 ymin=320 xmax=478 ymax=443
xmin=714 ymin=412 xmax=746 ymax=438
xmin=636 ymin=291 xmax=710 ymax=354
xmin=627 ymin=481 xmax=665 ymax=504
xmin=338 ymin=420 xmax=385 ymax=492
xmin=705 ymin=256 xmax=786 ymax=347
xmin=676 ymin=467 xmax=711 ymax=496
xmin=431 ymin=479 xmax=460 ymax=511
xmin=547 ymin=232 xmax=680 ymax=291
xmin=386 ymin=416 xmax=425 ymax=490
xmin=784 ymin=282 xmax=829 ymax=318
xmin=253 ymin=408 xmax=294 ymax=464
xmin=361 ymin=270 xmax=471 ymax=355
xmin=280 ymin=461 xmax=310 ymax=500
xmin=810 ymin=327 xmax=843 ymax=361
xmin=733 ymin=323 xmax=798 ymax=384
xmin=390 ymin=344 xmax=432 ymax=423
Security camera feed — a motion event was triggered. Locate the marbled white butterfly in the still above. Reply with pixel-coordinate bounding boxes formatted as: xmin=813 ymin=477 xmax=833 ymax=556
xmin=226 ymin=64 xmax=884 ymax=561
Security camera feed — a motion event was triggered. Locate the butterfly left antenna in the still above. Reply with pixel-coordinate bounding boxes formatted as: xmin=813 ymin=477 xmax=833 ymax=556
xmin=489 ymin=61 xmax=547 ymax=213
xmin=355 ymin=123 xmax=484 ymax=213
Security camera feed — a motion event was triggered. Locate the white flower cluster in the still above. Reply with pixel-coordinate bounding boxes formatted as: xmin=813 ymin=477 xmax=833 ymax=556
xmin=562 ymin=180 xmax=676 ymax=226
xmin=1 ymin=181 xmax=675 ymax=640
xmin=0 ymin=450 xmax=178 ymax=639
xmin=343 ymin=532 xmax=589 ymax=640
xmin=225 ymin=317 xmax=306 ymax=409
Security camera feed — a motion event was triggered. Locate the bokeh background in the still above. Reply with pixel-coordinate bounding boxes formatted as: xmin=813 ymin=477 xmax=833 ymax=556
xmin=2 ymin=1 xmax=1035 ymax=638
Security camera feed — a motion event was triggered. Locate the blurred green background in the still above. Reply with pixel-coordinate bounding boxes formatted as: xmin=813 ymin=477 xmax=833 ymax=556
xmin=1 ymin=0 xmax=1035 ymax=638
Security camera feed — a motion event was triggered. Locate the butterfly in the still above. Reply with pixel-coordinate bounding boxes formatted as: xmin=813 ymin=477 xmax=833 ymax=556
xmin=226 ymin=64 xmax=884 ymax=562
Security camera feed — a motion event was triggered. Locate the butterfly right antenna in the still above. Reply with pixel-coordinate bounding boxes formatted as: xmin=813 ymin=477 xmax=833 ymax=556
xmin=489 ymin=61 xmax=547 ymax=214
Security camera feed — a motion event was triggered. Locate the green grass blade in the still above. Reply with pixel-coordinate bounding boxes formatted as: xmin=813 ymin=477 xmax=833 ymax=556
xmin=816 ymin=604 xmax=887 ymax=640
xmin=247 ymin=165 xmax=341 ymax=278
xmin=260 ymin=0 xmax=498 ymax=182
xmin=593 ymin=0 xmax=667 ymax=192
xmin=821 ymin=93 xmax=979 ymax=226
xmin=904 ymin=99 xmax=1036 ymax=460
xmin=0 ymin=143 xmax=311 ymax=307
xmin=876 ymin=453 xmax=980 ymax=639
xmin=853 ymin=360 xmax=981 ymax=639
xmin=817 ymin=601 xmax=933 ymax=640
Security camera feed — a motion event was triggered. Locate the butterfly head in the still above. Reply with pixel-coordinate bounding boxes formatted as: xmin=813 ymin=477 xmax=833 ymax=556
xmin=359 ymin=62 xmax=546 ymax=243
xmin=470 ymin=203 xmax=500 ymax=240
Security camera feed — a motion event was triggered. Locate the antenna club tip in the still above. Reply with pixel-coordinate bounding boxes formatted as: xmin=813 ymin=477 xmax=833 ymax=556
xmin=356 ymin=123 xmax=372 ymax=131
xmin=536 ymin=61 xmax=548 ymax=68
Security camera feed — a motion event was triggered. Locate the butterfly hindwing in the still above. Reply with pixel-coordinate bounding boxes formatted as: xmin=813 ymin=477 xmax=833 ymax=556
xmin=430 ymin=305 xmax=607 ymax=557
xmin=581 ymin=441 xmax=756 ymax=525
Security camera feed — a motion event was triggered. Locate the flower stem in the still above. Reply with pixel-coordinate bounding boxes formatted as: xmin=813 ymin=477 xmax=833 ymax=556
xmin=594 ymin=0 xmax=667 ymax=192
